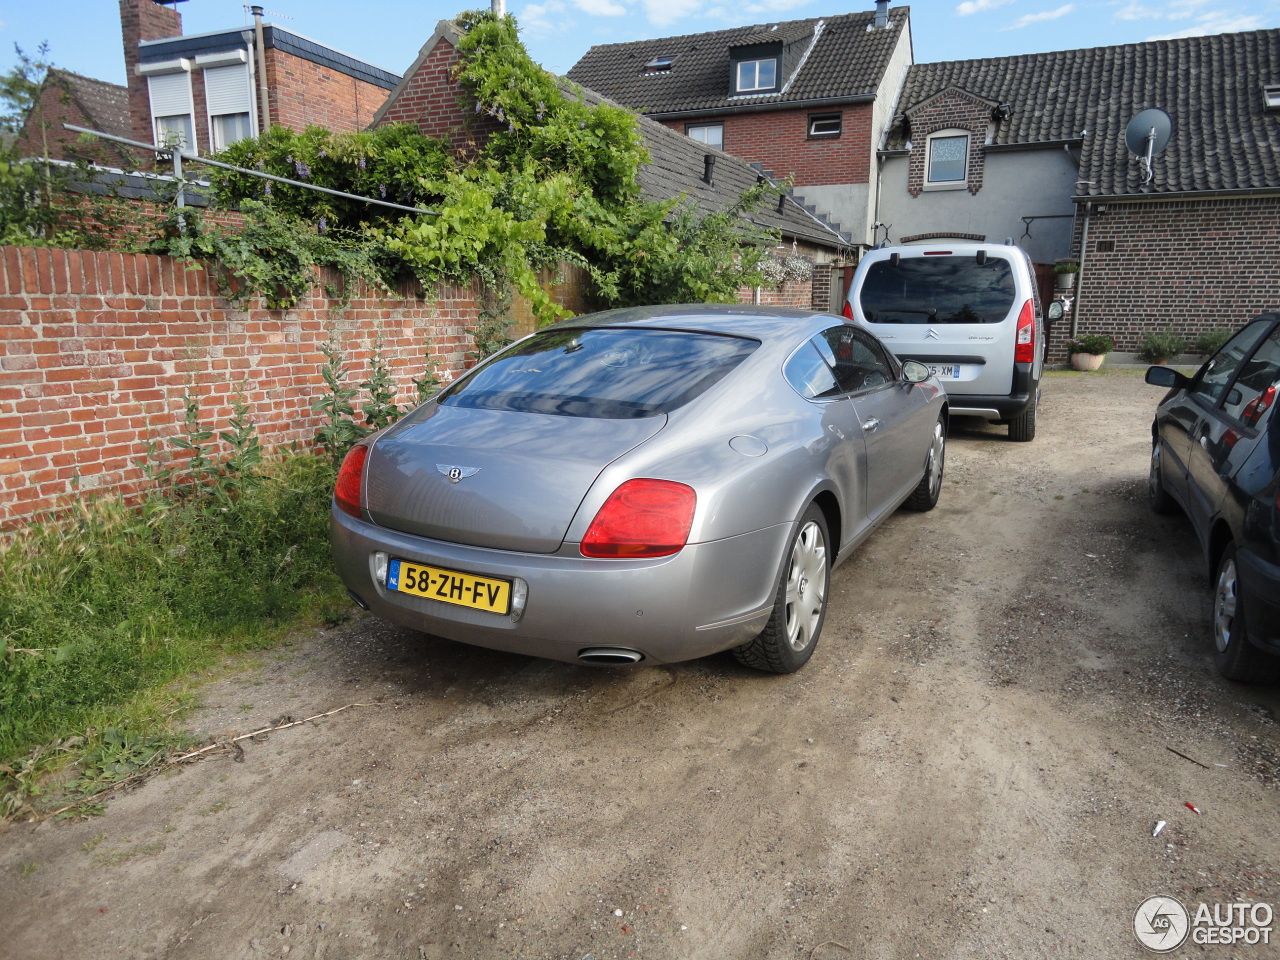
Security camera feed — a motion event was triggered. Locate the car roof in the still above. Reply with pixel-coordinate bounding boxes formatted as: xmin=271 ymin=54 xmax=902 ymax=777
xmin=548 ymin=304 xmax=844 ymax=341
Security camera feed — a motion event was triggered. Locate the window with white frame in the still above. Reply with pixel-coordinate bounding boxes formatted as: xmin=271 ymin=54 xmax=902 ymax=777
xmin=686 ymin=123 xmax=724 ymax=150
xmin=203 ymin=63 xmax=255 ymax=150
xmin=925 ymin=130 xmax=970 ymax=187
xmin=808 ymin=112 xmax=842 ymax=138
xmin=734 ymin=57 xmax=778 ymax=94
xmin=148 ymin=71 xmax=194 ymax=149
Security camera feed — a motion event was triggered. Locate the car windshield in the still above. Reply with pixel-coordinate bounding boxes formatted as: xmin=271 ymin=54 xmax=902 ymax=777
xmin=859 ymin=255 xmax=1016 ymax=324
xmin=437 ymin=327 xmax=759 ymax=419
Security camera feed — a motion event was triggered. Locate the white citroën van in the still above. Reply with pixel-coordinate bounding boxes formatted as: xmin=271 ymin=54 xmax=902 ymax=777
xmin=844 ymin=242 xmax=1050 ymax=441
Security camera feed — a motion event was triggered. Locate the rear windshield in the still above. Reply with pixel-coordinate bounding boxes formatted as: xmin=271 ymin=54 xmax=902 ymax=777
xmin=859 ymin=255 xmax=1016 ymax=324
xmin=437 ymin=327 xmax=758 ymax=419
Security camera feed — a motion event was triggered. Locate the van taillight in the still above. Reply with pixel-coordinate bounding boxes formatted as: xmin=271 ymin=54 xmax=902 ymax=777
xmin=842 ymin=301 xmax=854 ymax=320
xmin=335 ymin=444 xmax=369 ymax=518
xmin=1014 ymin=300 xmax=1035 ymax=363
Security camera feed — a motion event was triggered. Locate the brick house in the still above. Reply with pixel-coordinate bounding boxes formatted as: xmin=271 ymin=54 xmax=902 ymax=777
xmin=373 ymin=19 xmax=849 ymax=312
xmin=564 ymin=1 xmax=913 ymax=250
xmin=119 ymin=0 xmax=400 ymax=159
xmin=13 ymin=69 xmax=134 ymax=167
xmin=876 ymin=28 xmax=1280 ymax=356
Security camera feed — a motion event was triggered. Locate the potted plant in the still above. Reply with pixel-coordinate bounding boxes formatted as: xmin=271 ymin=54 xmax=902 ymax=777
xmin=1054 ymin=261 xmax=1079 ymax=291
xmin=1064 ymin=332 xmax=1114 ymax=371
xmin=1137 ymin=330 xmax=1188 ymax=365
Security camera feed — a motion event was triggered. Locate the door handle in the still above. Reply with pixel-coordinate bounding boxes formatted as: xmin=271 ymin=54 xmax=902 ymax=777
xmin=862 ymin=418 xmax=881 ymax=432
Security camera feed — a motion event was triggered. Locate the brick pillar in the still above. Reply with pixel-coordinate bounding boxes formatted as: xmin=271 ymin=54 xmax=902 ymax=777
xmin=120 ymin=0 xmax=183 ymax=145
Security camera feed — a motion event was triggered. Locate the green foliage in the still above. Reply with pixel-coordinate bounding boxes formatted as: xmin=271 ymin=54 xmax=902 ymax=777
xmin=360 ymin=340 xmax=404 ymax=431
xmin=0 ymin=449 xmax=343 ymax=782
xmin=1065 ymin=333 xmax=1115 ymax=355
xmin=1053 ymin=261 xmax=1080 ymax=274
xmin=311 ymin=341 xmax=368 ymax=465
xmin=137 ymin=390 xmax=263 ymax=509
xmin=1194 ymin=327 xmax=1233 ymax=356
xmin=0 ymin=42 xmax=52 ymax=133
xmin=1137 ymin=330 xmax=1188 ymax=364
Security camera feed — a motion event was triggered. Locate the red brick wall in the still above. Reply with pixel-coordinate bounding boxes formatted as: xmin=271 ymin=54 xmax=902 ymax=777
xmin=375 ymin=37 xmax=500 ymax=151
xmin=263 ymin=49 xmax=391 ymax=135
xmin=659 ymin=103 xmax=874 ymax=187
xmin=0 ymin=246 xmax=519 ymax=524
xmin=905 ymin=91 xmax=992 ymax=198
xmin=1061 ymin=197 xmax=1280 ymax=360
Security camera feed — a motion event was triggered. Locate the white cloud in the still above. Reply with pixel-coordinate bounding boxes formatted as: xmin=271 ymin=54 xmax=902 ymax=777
xmin=1149 ymin=13 xmax=1265 ymax=38
xmin=1116 ymin=0 xmax=1211 ymax=21
xmin=1006 ymin=4 xmax=1075 ymax=29
xmin=642 ymin=0 xmax=701 ymax=27
xmin=519 ymin=0 xmax=568 ymax=35
xmin=743 ymin=0 xmax=821 ymax=14
xmin=956 ymin=0 xmax=1016 ymax=16
xmin=573 ymin=0 xmax=628 ymax=16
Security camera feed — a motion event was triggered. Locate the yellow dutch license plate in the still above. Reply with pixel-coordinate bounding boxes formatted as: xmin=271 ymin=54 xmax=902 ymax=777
xmin=387 ymin=558 xmax=511 ymax=615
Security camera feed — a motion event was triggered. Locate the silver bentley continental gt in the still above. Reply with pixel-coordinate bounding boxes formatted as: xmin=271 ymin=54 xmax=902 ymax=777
xmin=331 ymin=305 xmax=948 ymax=673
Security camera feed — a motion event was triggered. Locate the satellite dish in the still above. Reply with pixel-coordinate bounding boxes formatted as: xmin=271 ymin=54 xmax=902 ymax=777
xmin=1125 ymin=108 xmax=1173 ymax=185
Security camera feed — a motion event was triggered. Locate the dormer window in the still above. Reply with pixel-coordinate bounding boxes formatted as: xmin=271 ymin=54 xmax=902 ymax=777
xmin=644 ymin=56 xmax=675 ymax=75
xmin=730 ymin=41 xmax=782 ymax=96
xmin=736 ymin=58 xmax=777 ymax=93
xmin=1265 ymin=83 xmax=1280 ymax=109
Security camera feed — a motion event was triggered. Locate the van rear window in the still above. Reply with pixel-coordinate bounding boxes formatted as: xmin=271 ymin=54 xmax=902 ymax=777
xmin=859 ymin=256 xmax=1016 ymax=324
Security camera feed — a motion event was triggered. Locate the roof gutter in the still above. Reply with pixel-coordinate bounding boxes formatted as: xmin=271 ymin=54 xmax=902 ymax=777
xmin=647 ymin=93 xmax=875 ymax=121
xmin=983 ymin=138 xmax=1083 ymax=153
xmin=1071 ymin=186 xmax=1280 ymax=203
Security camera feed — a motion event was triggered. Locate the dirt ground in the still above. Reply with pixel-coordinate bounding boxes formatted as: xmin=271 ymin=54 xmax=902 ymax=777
xmin=3 ymin=367 xmax=1279 ymax=960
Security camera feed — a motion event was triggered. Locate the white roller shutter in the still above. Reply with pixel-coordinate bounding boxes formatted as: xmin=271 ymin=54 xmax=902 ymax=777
xmin=204 ymin=64 xmax=251 ymax=117
xmin=147 ymin=71 xmax=192 ymax=119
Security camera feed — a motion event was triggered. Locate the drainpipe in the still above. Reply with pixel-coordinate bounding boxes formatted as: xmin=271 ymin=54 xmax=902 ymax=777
xmin=252 ymin=6 xmax=271 ymax=134
xmin=1071 ymin=201 xmax=1093 ymax=340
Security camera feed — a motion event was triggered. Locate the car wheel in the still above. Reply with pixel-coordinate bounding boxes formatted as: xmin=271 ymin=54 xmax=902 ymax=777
xmin=1008 ymin=392 xmax=1037 ymax=442
xmin=1148 ymin=441 xmax=1176 ymax=514
xmin=1212 ymin=543 xmax=1280 ymax=683
xmin=904 ymin=416 xmax=946 ymax=512
xmin=734 ymin=504 xmax=830 ymax=674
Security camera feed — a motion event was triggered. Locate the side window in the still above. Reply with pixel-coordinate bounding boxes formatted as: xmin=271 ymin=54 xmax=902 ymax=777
xmin=815 ymin=326 xmax=896 ymax=393
xmin=1192 ymin=319 xmax=1272 ymax=406
xmin=1220 ymin=327 xmax=1280 ymax=424
xmin=783 ymin=342 xmax=841 ymax=400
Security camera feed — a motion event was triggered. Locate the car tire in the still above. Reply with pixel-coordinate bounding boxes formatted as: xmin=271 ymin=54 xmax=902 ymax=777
xmin=1212 ymin=542 xmax=1280 ymax=683
xmin=1148 ymin=441 xmax=1176 ymax=514
xmin=903 ymin=416 xmax=946 ymax=512
xmin=734 ymin=504 xmax=830 ymax=674
xmin=1008 ymin=392 xmax=1037 ymax=442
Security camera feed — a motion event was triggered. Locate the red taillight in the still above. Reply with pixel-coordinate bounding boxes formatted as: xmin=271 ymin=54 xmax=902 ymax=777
xmin=842 ymin=300 xmax=854 ymax=320
xmin=1014 ymin=299 xmax=1035 ymax=363
xmin=1242 ymin=385 xmax=1277 ymax=427
xmin=581 ymin=479 xmax=696 ymax=559
xmin=335 ymin=444 xmax=369 ymax=518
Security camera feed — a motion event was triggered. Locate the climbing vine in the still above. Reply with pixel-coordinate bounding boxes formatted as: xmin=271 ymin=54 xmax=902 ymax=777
xmin=150 ymin=9 xmax=782 ymax=322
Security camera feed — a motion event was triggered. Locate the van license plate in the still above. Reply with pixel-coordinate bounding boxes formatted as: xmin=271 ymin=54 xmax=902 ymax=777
xmin=927 ymin=364 xmax=961 ymax=379
xmin=387 ymin=559 xmax=511 ymax=614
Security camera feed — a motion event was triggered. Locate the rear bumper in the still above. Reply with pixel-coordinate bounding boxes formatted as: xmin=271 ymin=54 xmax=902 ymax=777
xmin=944 ymin=363 xmax=1038 ymax=420
xmin=331 ymin=504 xmax=789 ymax=665
xmin=1239 ymin=546 xmax=1280 ymax=653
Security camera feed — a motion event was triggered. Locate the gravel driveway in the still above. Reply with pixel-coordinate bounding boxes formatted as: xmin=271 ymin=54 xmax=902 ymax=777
xmin=3 ymin=367 xmax=1278 ymax=959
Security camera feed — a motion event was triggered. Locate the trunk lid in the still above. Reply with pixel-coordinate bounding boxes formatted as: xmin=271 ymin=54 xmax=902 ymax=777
xmin=365 ymin=404 xmax=665 ymax=553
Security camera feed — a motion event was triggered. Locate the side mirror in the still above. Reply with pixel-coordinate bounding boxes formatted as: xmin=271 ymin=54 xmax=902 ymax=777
xmin=1046 ymin=301 xmax=1064 ymax=323
xmin=902 ymin=359 xmax=931 ymax=384
xmin=1145 ymin=366 xmax=1192 ymax=390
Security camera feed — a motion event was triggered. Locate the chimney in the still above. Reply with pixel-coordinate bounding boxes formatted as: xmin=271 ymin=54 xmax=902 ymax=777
xmin=873 ymin=0 xmax=890 ymax=29
xmin=120 ymin=0 xmax=183 ymax=146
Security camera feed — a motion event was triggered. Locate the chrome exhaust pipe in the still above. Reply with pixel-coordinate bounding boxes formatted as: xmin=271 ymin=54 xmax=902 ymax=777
xmin=577 ymin=647 xmax=644 ymax=665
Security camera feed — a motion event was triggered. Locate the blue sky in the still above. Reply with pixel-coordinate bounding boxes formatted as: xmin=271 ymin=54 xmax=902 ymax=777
xmin=2 ymin=1 xmax=1277 ymax=86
